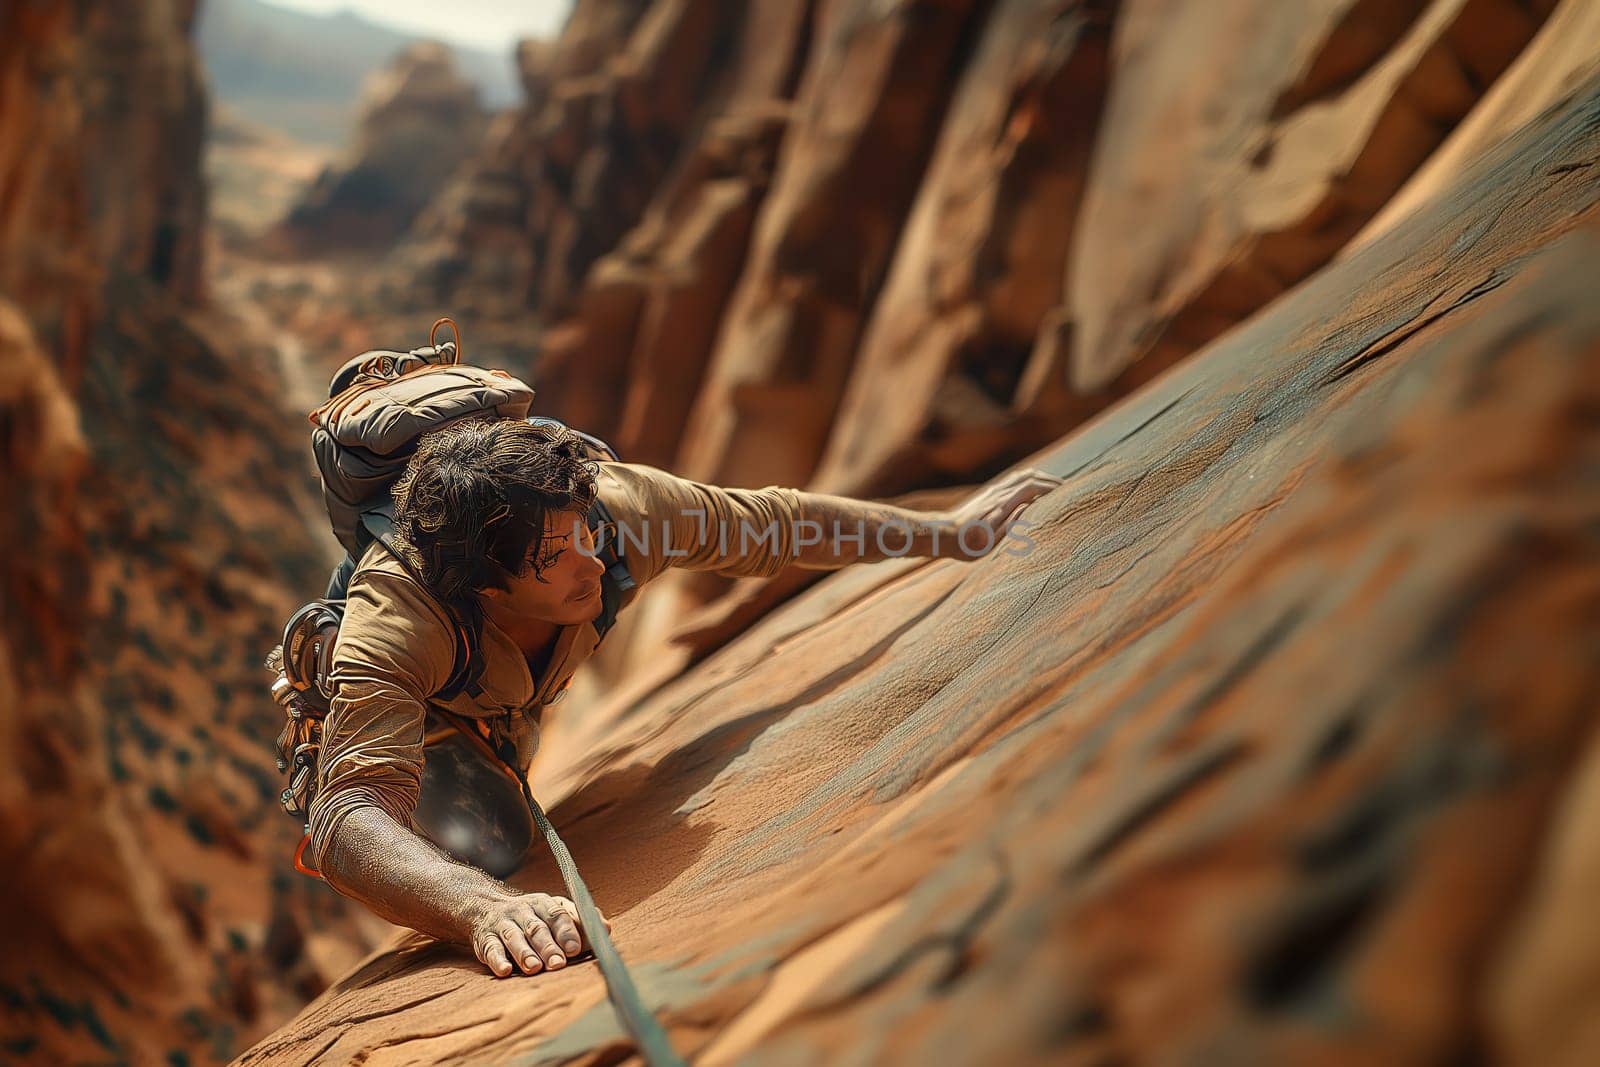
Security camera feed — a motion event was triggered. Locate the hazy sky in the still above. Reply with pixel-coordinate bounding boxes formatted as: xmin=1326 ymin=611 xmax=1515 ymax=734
xmin=264 ymin=0 xmax=574 ymax=52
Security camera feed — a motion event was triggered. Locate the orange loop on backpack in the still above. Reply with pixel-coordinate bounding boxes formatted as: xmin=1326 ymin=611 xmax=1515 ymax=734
xmin=429 ymin=317 xmax=462 ymax=364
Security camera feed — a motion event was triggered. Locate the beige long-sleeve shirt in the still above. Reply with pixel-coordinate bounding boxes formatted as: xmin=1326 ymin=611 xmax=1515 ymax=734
xmin=308 ymin=461 xmax=953 ymax=868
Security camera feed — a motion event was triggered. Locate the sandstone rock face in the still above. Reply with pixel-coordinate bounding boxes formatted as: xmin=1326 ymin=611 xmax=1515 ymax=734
xmin=0 ymin=3 xmax=97 ymax=385
xmin=1352 ymin=0 xmax=1600 ymax=247
xmin=809 ymin=0 xmax=1114 ymax=495
xmin=242 ymin=68 xmax=1600 ymax=1067
xmin=1 ymin=5 xmax=378 ymax=1063
xmin=278 ymin=43 xmax=488 ymax=253
xmin=541 ymin=0 xmax=811 ymax=462
xmin=75 ymin=1 xmax=211 ymax=304
xmin=668 ymin=0 xmax=991 ymax=492
xmin=1066 ymin=0 xmax=1554 ymax=395
xmin=381 ymin=0 xmax=1576 ymax=714
xmin=1 ymin=0 xmax=207 ymax=360
xmin=409 ymin=0 xmax=1561 ymax=511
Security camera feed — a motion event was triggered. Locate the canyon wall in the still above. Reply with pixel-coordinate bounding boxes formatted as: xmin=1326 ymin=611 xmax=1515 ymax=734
xmin=0 ymin=5 xmax=377 ymax=1064
xmin=407 ymin=0 xmax=1557 ymax=499
xmin=6 ymin=0 xmax=1599 ymax=1062
xmin=247 ymin=61 xmax=1600 ymax=1066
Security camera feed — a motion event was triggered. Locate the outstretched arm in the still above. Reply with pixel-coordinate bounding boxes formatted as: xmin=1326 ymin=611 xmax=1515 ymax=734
xmin=599 ymin=462 xmax=1061 ymax=581
xmin=788 ymin=467 xmax=1063 ymax=568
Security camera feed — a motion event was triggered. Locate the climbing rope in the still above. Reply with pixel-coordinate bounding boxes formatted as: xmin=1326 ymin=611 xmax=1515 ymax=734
xmin=434 ymin=709 xmax=685 ymax=1066
xmin=519 ymin=777 xmax=686 ymax=1067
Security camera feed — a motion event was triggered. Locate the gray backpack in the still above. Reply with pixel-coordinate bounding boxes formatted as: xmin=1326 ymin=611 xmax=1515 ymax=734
xmin=312 ymin=340 xmax=536 ymax=563
xmin=307 ymin=320 xmax=630 ymax=603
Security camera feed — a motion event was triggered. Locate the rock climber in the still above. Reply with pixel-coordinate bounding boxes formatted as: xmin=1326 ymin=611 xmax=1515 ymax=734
xmin=307 ymin=416 xmax=1059 ymax=978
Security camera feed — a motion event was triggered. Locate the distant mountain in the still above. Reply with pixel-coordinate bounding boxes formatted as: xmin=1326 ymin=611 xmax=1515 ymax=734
xmin=197 ymin=0 xmax=525 ymax=146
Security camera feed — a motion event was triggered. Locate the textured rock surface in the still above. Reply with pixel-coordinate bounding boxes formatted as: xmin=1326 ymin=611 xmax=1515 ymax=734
xmin=1 ymin=5 xmax=379 ymax=1063
xmin=808 ymin=0 xmax=1114 ymax=495
xmin=1352 ymin=0 xmax=1600 ymax=246
xmin=378 ymin=0 xmax=1573 ymax=527
xmin=276 ymin=43 xmax=488 ymax=253
xmin=242 ymin=67 xmax=1600 ymax=1067
xmin=1 ymin=0 xmax=207 ymax=348
xmin=1066 ymin=0 xmax=1553 ymax=394
xmin=667 ymin=0 xmax=991 ymax=492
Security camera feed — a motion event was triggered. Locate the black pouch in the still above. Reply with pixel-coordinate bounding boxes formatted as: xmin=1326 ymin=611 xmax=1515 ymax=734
xmin=412 ymin=730 xmax=535 ymax=877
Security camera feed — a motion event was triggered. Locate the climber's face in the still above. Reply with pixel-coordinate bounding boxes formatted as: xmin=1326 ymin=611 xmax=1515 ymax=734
xmin=482 ymin=509 xmax=606 ymax=626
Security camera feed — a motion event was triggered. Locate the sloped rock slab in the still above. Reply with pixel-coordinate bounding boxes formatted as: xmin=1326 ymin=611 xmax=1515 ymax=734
xmin=240 ymin=72 xmax=1600 ymax=1066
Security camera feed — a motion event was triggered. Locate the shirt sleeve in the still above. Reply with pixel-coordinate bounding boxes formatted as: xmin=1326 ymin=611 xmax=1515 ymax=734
xmin=306 ymin=565 xmax=457 ymax=870
xmin=598 ymin=461 xmax=952 ymax=586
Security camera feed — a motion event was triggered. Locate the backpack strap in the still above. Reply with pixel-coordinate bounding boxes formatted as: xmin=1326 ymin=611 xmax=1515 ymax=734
xmin=587 ymin=495 xmax=636 ymax=645
xmin=359 ymin=509 xmax=486 ymax=701
xmin=324 ymin=553 xmax=357 ymax=600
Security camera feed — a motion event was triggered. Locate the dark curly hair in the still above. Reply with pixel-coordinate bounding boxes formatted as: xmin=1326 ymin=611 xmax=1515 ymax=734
xmin=391 ymin=418 xmax=599 ymax=605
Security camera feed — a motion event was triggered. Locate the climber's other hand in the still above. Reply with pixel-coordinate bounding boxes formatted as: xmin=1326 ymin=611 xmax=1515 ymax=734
xmin=943 ymin=468 xmax=1062 ymax=560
